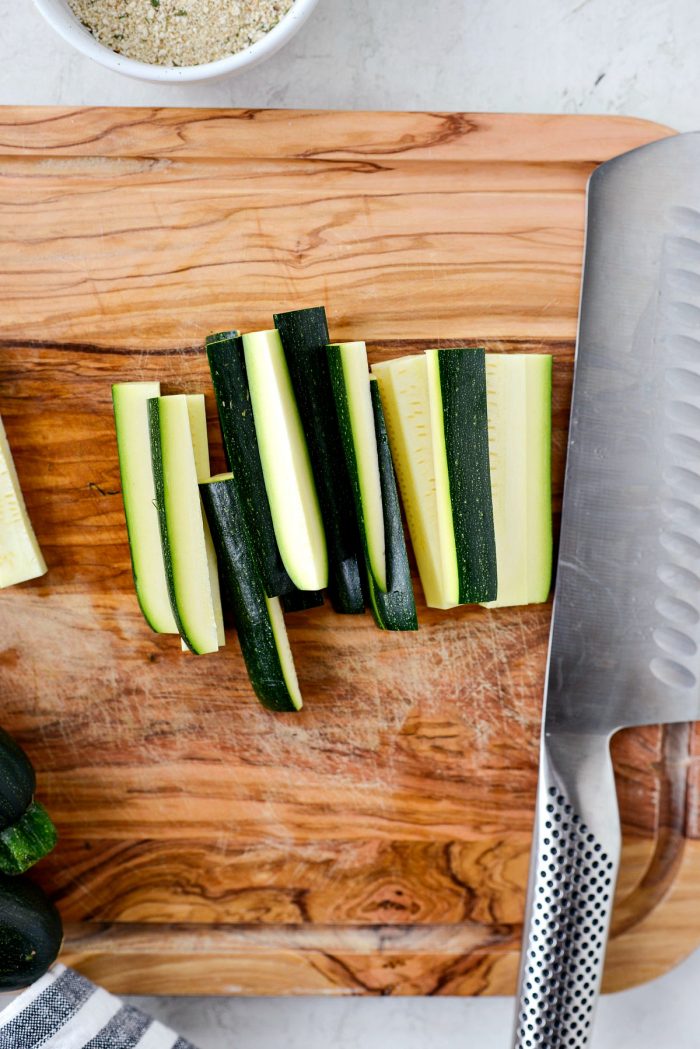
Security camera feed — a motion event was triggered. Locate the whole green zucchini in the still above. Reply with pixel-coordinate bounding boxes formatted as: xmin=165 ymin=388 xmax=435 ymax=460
xmin=0 ymin=730 xmax=57 ymax=875
xmin=0 ymin=873 xmax=63 ymax=990
xmin=0 ymin=729 xmax=34 ymax=830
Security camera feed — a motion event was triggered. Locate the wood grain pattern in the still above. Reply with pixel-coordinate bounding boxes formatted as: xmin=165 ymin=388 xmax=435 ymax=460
xmin=0 ymin=107 xmax=694 ymax=996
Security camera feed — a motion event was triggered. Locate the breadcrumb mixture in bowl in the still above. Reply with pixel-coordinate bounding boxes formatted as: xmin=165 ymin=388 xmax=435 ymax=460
xmin=67 ymin=0 xmax=295 ymax=66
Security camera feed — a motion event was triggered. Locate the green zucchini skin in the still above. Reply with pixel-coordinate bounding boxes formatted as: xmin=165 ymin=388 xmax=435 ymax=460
xmin=367 ymin=381 xmax=418 ymax=631
xmin=0 ymin=873 xmax=63 ymax=990
xmin=0 ymin=730 xmax=35 ymax=831
xmin=438 ymin=349 xmax=497 ymax=604
xmin=327 ymin=344 xmax=388 ymax=596
xmin=147 ymin=397 xmax=191 ymax=649
xmin=0 ymin=803 xmax=58 ymax=877
xmin=201 ymin=478 xmax=302 ymax=712
xmin=206 ymin=332 xmax=293 ymax=599
xmin=329 ymin=557 xmax=365 ymax=616
xmin=274 ymin=308 xmax=364 ymax=615
xmin=281 ymin=589 xmax=324 ymax=613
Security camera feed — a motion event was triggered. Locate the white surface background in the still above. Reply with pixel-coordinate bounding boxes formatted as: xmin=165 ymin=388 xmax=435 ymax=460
xmin=3 ymin=0 xmax=700 ymax=1044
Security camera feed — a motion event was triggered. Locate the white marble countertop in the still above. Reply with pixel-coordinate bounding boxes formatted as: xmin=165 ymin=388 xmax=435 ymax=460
xmin=130 ymin=950 xmax=700 ymax=1048
xmin=2 ymin=0 xmax=699 ymax=1045
xmin=1 ymin=0 xmax=698 ymax=130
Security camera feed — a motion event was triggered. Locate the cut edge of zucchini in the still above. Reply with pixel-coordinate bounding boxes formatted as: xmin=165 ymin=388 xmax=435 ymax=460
xmin=243 ymin=329 xmax=328 ymax=592
xmin=274 ymin=307 xmax=365 ymax=615
xmin=149 ymin=395 xmax=219 ymax=655
xmin=206 ymin=330 xmax=295 ymax=598
xmin=185 ymin=393 xmax=225 ymax=647
xmin=425 ymin=350 xmax=460 ymax=606
xmin=112 ymin=382 xmax=178 ymax=634
xmin=266 ymin=596 xmax=304 ymax=711
xmin=328 ymin=342 xmax=387 ymax=593
xmin=371 ymin=356 xmax=445 ymax=608
xmin=483 ymin=353 xmax=553 ymax=608
xmin=366 ymin=378 xmax=418 ymax=631
xmin=200 ymin=474 xmax=304 ymax=713
xmin=526 ymin=355 xmax=553 ymax=603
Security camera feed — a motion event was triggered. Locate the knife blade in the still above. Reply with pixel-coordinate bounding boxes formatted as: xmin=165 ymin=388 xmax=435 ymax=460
xmin=513 ymin=131 xmax=700 ymax=1049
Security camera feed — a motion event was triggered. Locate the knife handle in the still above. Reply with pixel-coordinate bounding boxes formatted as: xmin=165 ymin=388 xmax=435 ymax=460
xmin=512 ymin=733 xmax=621 ymax=1049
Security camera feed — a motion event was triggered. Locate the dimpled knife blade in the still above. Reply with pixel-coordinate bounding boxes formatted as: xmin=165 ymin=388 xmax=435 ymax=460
xmin=513 ymin=132 xmax=700 ymax=1049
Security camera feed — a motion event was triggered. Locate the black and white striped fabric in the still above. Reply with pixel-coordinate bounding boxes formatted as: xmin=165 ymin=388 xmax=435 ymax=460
xmin=0 ymin=965 xmax=197 ymax=1049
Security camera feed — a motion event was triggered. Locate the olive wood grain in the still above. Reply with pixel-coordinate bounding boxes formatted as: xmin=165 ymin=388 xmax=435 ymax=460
xmin=0 ymin=107 xmax=693 ymax=996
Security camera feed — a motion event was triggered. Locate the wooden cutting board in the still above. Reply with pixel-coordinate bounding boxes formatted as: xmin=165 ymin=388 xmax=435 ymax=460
xmin=1 ymin=107 xmax=698 ymax=997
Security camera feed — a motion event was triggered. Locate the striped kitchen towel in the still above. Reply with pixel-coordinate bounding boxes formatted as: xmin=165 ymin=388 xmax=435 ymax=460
xmin=0 ymin=965 xmax=197 ymax=1048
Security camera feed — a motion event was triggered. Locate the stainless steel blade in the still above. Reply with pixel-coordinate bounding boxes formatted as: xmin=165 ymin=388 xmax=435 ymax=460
xmin=513 ymin=131 xmax=700 ymax=1049
xmin=548 ymin=131 xmax=700 ymax=736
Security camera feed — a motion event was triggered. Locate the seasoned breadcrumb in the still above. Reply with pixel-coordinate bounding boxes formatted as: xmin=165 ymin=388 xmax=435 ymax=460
xmin=68 ymin=0 xmax=294 ymax=66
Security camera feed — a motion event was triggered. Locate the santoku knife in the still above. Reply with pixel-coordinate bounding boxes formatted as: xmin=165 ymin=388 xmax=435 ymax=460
xmin=513 ymin=131 xmax=700 ymax=1049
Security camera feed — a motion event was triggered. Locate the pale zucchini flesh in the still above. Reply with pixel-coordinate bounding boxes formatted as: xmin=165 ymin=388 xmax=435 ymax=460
xmin=266 ymin=595 xmax=303 ymax=709
xmin=483 ymin=356 xmax=528 ymax=607
xmin=483 ymin=354 xmax=552 ymax=607
xmin=525 ymin=356 xmax=553 ymax=603
xmin=0 ymin=414 xmax=47 ymax=590
xmin=185 ymin=394 xmax=225 ymax=647
xmin=371 ymin=356 xmax=444 ymax=607
xmin=243 ymin=330 xmax=328 ymax=592
xmin=185 ymin=394 xmax=212 ymax=486
xmin=425 ymin=352 xmax=460 ymax=606
xmin=149 ymin=395 xmax=220 ymax=655
xmin=112 ymin=383 xmax=176 ymax=632
xmin=328 ymin=342 xmax=387 ymax=593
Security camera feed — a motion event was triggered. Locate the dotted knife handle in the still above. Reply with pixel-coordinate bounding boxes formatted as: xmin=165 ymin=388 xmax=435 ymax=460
xmin=513 ymin=738 xmax=621 ymax=1049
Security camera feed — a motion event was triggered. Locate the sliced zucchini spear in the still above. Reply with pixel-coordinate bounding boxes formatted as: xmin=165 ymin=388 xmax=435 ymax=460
xmin=184 ymin=394 xmax=225 ymax=647
xmin=275 ymin=307 xmax=364 ymax=615
xmin=242 ymin=329 xmax=328 ymax=593
xmin=373 ymin=349 xmax=497 ymax=608
xmin=484 ymin=354 xmax=552 ymax=607
xmin=426 ymin=348 xmax=497 ymax=605
xmin=327 ymin=342 xmax=387 ymax=593
xmin=525 ymin=356 xmax=553 ymax=604
xmin=201 ymin=475 xmax=303 ymax=712
xmin=112 ymin=382 xmax=177 ymax=633
xmin=371 ymin=354 xmax=443 ymax=607
xmin=148 ymin=395 xmax=221 ymax=655
xmin=0 ymin=413 xmax=46 ymax=590
xmin=206 ymin=331 xmax=294 ymax=598
xmin=367 ymin=379 xmax=417 ymax=631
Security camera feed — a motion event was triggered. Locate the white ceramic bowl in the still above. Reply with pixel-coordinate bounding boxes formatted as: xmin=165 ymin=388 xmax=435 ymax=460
xmin=32 ymin=0 xmax=320 ymax=83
